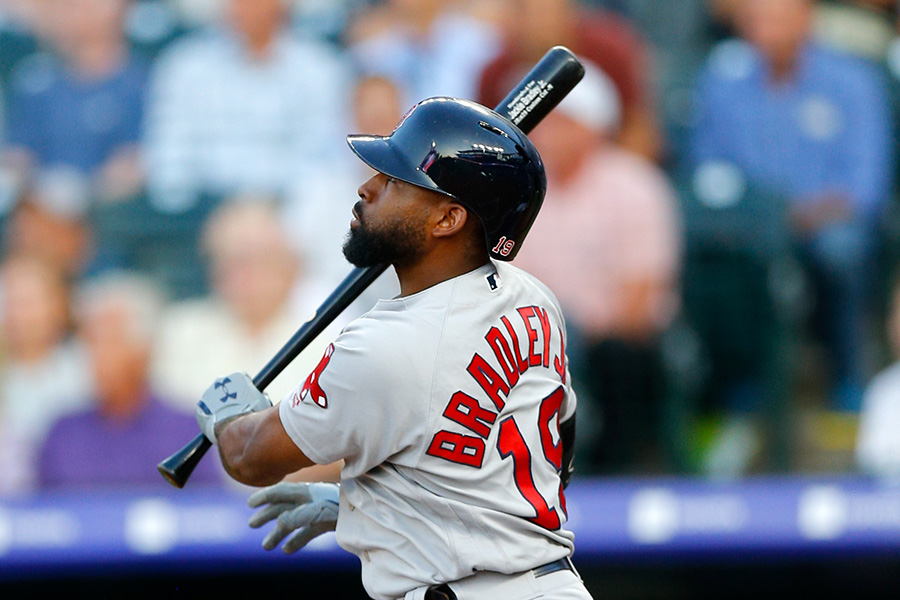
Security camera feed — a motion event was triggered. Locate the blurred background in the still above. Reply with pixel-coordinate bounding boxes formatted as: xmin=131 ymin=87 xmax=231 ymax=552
xmin=2 ymin=0 xmax=900 ymax=597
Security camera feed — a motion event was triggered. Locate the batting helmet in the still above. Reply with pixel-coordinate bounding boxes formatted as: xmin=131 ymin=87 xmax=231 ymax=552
xmin=347 ymin=97 xmax=546 ymax=261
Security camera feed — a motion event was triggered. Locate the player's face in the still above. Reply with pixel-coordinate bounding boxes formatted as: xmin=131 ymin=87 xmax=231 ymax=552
xmin=343 ymin=172 xmax=432 ymax=268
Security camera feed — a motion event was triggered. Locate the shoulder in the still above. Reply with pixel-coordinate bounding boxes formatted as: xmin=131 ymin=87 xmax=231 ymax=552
xmin=7 ymin=52 xmax=64 ymax=100
xmin=325 ymin=273 xmax=495 ymax=375
xmin=808 ymin=42 xmax=876 ymax=72
xmin=497 ymin=262 xmax=565 ymax=315
xmin=808 ymin=43 xmax=887 ymax=91
xmin=321 ymin=302 xmax=444 ymax=386
xmin=335 ymin=300 xmax=443 ymax=358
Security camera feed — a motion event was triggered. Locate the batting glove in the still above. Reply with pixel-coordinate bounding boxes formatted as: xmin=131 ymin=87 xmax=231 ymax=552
xmin=195 ymin=372 xmax=272 ymax=444
xmin=247 ymin=481 xmax=339 ymax=553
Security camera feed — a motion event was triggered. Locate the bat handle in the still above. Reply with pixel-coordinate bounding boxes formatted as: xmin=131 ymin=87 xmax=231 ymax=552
xmin=158 ymin=432 xmax=212 ymax=488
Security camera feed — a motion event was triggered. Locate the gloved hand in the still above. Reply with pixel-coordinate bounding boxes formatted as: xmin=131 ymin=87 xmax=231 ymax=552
xmin=195 ymin=372 xmax=272 ymax=444
xmin=247 ymin=481 xmax=340 ymax=553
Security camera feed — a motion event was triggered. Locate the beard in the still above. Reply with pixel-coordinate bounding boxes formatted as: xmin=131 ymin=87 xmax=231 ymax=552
xmin=342 ymin=201 xmax=428 ymax=268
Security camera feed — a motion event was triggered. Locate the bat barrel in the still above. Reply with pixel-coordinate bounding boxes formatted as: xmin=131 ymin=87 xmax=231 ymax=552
xmin=496 ymin=45 xmax=585 ymax=133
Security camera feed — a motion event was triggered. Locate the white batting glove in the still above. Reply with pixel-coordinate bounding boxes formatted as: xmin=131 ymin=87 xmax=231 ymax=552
xmin=195 ymin=372 xmax=272 ymax=444
xmin=247 ymin=481 xmax=340 ymax=553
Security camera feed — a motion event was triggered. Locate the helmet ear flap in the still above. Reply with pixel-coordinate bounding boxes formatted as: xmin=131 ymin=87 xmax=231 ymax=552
xmin=347 ymin=97 xmax=546 ymax=262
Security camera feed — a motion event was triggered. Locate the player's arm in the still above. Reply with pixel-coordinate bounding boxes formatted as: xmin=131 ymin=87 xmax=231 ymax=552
xmin=283 ymin=460 xmax=343 ymax=483
xmin=195 ymin=372 xmax=315 ymax=487
xmin=216 ymin=408 xmax=315 ymax=487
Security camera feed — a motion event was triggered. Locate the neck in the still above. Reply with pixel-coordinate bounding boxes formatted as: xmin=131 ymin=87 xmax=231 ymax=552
xmin=765 ymin=42 xmax=805 ymax=84
xmin=65 ymin=38 xmax=126 ymax=80
xmin=100 ymin=385 xmax=148 ymax=422
xmin=395 ymin=251 xmax=489 ymax=297
xmin=244 ymin=30 xmax=277 ymax=60
xmin=768 ymin=57 xmax=798 ymax=83
xmin=241 ymin=307 xmax=279 ymax=336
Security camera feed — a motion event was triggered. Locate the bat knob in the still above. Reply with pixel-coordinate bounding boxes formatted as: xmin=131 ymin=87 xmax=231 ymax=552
xmin=157 ymin=433 xmax=212 ymax=488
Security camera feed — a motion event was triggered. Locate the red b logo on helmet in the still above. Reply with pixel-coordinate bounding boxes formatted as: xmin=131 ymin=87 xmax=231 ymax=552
xmin=295 ymin=344 xmax=334 ymax=409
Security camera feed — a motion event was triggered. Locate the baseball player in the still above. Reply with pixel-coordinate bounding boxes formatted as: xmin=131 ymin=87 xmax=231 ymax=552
xmin=195 ymin=97 xmax=592 ymax=600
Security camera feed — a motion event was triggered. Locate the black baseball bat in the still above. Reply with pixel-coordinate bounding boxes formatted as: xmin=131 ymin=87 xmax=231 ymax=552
xmin=158 ymin=45 xmax=585 ymax=488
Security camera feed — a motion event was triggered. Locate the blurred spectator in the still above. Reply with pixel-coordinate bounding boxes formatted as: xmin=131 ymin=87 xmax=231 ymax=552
xmin=477 ymin=0 xmax=664 ymax=163
xmin=1 ymin=0 xmax=149 ymax=206
xmin=345 ymin=0 xmax=504 ymax=109
xmin=0 ymin=251 xmax=92 ymax=494
xmin=150 ymin=199 xmax=343 ymax=410
xmin=166 ymin=0 xmax=228 ymax=30
xmin=0 ymin=1 xmax=40 ymax=84
xmin=706 ymin=0 xmax=742 ymax=31
xmin=283 ymin=73 xmax=401 ymax=303
xmin=855 ymin=274 xmax=900 ymax=478
xmin=588 ymin=0 xmax=720 ymax=165
xmin=688 ymin=0 xmax=894 ymax=412
xmin=516 ymin=60 xmax=682 ymax=475
xmin=142 ymin=0 xmax=352 ymax=213
xmin=2 ymin=168 xmax=96 ymax=278
xmin=856 ymin=275 xmax=900 ymax=480
xmin=350 ymin=72 xmax=405 ymax=137
xmin=710 ymin=1 xmax=899 ymax=61
xmin=37 ymin=270 xmax=223 ymax=489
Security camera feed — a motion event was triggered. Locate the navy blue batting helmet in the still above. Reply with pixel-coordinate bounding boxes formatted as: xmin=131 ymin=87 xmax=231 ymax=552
xmin=347 ymin=97 xmax=546 ymax=261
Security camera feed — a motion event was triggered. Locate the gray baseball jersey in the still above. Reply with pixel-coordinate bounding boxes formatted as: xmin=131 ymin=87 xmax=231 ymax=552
xmin=279 ymin=261 xmax=577 ymax=600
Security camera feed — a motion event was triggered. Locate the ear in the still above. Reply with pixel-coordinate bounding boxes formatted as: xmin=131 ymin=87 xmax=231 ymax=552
xmin=431 ymin=202 xmax=469 ymax=239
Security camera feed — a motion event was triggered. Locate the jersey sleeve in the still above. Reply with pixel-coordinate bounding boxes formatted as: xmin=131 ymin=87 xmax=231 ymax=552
xmin=278 ymin=315 xmax=433 ymax=476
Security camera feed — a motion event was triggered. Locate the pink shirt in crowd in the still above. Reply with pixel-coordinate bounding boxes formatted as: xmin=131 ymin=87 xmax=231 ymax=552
xmin=515 ymin=147 xmax=682 ymax=339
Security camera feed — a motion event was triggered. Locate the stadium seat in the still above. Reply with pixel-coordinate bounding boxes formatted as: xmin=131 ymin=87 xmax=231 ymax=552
xmin=663 ymin=161 xmax=806 ymax=474
xmin=871 ymin=45 xmax=900 ymax=354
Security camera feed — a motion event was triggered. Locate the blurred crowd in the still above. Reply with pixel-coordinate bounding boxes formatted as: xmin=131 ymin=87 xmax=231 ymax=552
xmin=2 ymin=0 xmax=900 ymax=496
